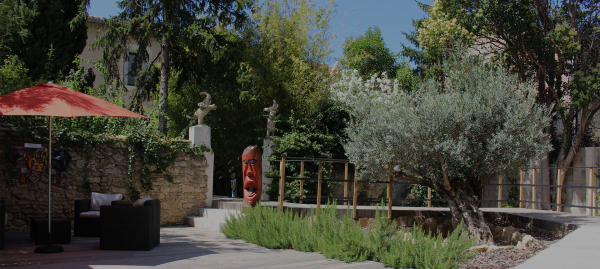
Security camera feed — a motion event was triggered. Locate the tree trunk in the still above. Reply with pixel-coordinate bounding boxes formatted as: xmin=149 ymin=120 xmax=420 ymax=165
xmin=444 ymin=185 xmax=494 ymax=245
xmin=158 ymin=1 xmax=170 ymax=135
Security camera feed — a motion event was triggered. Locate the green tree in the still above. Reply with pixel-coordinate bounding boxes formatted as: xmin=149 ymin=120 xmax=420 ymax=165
xmin=166 ymin=0 xmax=336 ymax=195
xmin=423 ymin=0 xmax=600 ymax=210
xmin=341 ymin=26 xmax=398 ymax=78
xmin=2 ymin=0 xmax=87 ymax=81
xmin=265 ymin=105 xmax=350 ymax=201
xmin=241 ymin=0 xmax=334 ymax=116
xmin=0 ymin=0 xmax=21 ymax=53
xmin=0 ymin=57 xmax=32 ymax=96
xmin=399 ymin=3 xmax=443 ymax=79
xmin=332 ymin=51 xmax=552 ymax=244
xmin=395 ymin=60 xmax=420 ymax=91
xmin=76 ymin=0 xmax=252 ymax=134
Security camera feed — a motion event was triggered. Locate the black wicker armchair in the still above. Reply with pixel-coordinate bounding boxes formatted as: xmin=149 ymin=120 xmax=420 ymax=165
xmin=74 ymin=198 xmax=129 ymax=237
xmin=100 ymin=199 xmax=160 ymax=251
xmin=1 ymin=199 xmax=5 ymax=250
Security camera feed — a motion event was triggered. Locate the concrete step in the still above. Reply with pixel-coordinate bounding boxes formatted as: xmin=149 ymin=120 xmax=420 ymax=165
xmin=186 ymin=217 xmax=226 ymax=232
xmin=186 ymin=208 xmax=242 ymax=232
xmin=198 ymin=208 xmax=240 ymax=220
xmin=212 ymin=200 xmax=244 ymax=210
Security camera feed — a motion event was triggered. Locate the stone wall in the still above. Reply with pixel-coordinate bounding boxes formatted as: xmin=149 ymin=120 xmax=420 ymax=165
xmin=0 ymin=124 xmax=208 ymax=231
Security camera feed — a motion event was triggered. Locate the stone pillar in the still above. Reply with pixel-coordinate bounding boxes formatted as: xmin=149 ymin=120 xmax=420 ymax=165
xmin=261 ymin=137 xmax=276 ymax=201
xmin=189 ymin=125 xmax=214 ymax=207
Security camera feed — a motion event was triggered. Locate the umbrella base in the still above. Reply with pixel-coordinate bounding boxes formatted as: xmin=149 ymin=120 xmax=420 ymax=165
xmin=35 ymin=245 xmax=64 ymax=253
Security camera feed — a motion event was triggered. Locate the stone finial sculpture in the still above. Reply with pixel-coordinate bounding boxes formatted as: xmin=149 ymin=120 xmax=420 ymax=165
xmin=263 ymin=100 xmax=278 ymax=137
xmin=242 ymin=145 xmax=262 ymax=205
xmin=186 ymin=92 xmax=216 ymax=126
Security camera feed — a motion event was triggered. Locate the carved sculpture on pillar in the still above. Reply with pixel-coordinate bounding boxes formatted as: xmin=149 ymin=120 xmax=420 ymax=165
xmin=242 ymin=145 xmax=262 ymax=205
xmin=186 ymin=92 xmax=216 ymax=126
xmin=264 ymin=100 xmax=278 ymax=137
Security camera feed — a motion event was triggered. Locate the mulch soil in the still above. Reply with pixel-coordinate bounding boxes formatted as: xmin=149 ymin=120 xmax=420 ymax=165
xmin=459 ymin=228 xmax=560 ymax=269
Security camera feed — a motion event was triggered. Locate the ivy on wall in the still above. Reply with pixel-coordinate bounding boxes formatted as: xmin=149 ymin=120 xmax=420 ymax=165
xmin=2 ymin=115 xmax=210 ymax=200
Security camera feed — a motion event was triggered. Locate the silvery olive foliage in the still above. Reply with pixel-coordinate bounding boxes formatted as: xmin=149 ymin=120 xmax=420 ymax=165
xmin=332 ymin=52 xmax=552 ymax=190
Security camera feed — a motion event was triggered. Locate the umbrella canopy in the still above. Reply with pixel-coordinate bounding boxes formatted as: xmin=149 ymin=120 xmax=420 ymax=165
xmin=0 ymin=83 xmax=147 ymax=118
xmin=0 ymin=83 xmax=147 ymax=253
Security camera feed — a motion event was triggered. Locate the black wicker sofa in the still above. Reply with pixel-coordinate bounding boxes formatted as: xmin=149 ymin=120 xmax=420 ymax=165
xmin=74 ymin=193 xmax=128 ymax=237
xmin=99 ymin=199 xmax=160 ymax=251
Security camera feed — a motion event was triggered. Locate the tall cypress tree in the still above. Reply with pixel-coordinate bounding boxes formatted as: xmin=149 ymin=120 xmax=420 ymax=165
xmin=3 ymin=0 xmax=87 ymax=81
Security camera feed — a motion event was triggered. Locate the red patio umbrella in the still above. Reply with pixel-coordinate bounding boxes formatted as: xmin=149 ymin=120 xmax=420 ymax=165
xmin=0 ymin=83 xmax=147 ymax=253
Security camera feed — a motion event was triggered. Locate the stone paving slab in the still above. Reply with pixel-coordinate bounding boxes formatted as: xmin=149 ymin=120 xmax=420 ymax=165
xmin=516 ymin=226 xmax=600 ymax=269
xmin=0 ymin=227 xmax=384 ymax=269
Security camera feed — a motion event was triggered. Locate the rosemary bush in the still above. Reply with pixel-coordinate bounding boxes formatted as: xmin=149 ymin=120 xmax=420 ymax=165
xmin=223 ymin=202 xmax=475 ymax=268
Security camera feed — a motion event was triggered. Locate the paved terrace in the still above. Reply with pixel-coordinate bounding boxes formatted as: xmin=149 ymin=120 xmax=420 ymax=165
xmin=2 ymin=201 xmax=600 ymax=269
xmin=0 ymin=227 xmax=383 ymax=269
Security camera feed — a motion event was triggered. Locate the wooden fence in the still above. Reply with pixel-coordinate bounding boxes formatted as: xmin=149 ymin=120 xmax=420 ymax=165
xmin=489 ymin=167 xmax=600 ymax=216
xmin=277 ymin=158 xmax=600 ymax=218
xmin=277 ymin=157 xmax=440 ymax=219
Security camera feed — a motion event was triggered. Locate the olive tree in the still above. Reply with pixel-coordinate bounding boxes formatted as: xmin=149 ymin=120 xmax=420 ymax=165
xmin=331 ymin=52 xmax=552 ymax=244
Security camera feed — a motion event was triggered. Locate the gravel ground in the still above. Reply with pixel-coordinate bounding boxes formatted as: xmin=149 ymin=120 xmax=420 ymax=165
xmin=459 ymin=228 xmax=560 ymax=269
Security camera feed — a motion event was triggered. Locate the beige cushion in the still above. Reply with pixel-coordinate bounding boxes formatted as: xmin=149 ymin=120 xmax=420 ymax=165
xmin=79 ymin=211 xmax=100 ymax=218
xmin=90 ymin=192 xmax=123 ymax=211
xmin=133 ymin=197 xmax=152 ymax=206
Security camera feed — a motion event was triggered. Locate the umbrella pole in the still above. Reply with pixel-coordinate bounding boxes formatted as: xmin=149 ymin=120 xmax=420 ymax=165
xmin=35 ymin=116 xmax=63 ymax=253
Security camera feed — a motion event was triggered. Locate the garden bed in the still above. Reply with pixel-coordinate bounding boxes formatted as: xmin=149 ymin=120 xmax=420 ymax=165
xmin=224 ymin=204 xmax=577 ymax=268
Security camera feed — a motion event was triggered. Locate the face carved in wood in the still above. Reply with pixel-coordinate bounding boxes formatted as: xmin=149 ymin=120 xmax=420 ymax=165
xmin=242 ymin=145 xmax=262 ymax=205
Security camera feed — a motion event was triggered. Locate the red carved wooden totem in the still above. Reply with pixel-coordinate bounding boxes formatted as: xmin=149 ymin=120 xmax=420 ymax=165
xmin=242 ymin=145 xmax=262 ymax=205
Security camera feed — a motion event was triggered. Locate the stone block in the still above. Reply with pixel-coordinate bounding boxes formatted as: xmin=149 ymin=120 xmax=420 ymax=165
xmin=113 ymin=187 xmax=127 ymax=195
xmin=367 ymin=218 xmax=377 ymax=228
xmin=359 ymin=217 xmax=369 ymax=227
xmin=502 ymin=226 xmax=516 ymax=242
xmin=437 ymin=223 xmax=447 ymax=234
xmin=182 ymin=185 xmax=195 ymax=193
xmin=21 ymin=209 xmax=34 ymax=215
xmin=469 ymin=245 xmax=488 ymax=252
xmin=396 ymin=216 xmax=408 ymax=227
xmin=415 ymin=216 xmax=426 ymax=225
xmin=521 ymin=235 xmax=535 ymax=247
xmin=493 ymin=225 xmax=502 ymax=240
xmin=487 ymin=245 xmax=514 ymax=252
xmin=160 ymin=186 xmax=170 ymax=194
xmin=424 ymin=218 xmax=437 ymax=235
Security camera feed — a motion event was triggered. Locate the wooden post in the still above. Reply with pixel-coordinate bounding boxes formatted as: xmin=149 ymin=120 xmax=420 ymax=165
xmin=498 ymin=175 xmax=503 ymax=208
xmin=557 ymin=168 xmax=562 ymax=212
xmin=299 ymin=161 xmax=304 ymax=204
xmin=387 ymin=172 xmax=393 ymax=219
xmin=427 ymin=187 xmax=432 ymax=207
xmin=532 ymin=169 xmax=537 ymax=210
xmin=519 ymin=169 xmax=524 ymax=208
xmin=353 ymin=168 xmax=358 ymax=219
xmin=589 ymin=168 xmax=595 ymax=216
xmin=344 ymin=163 xmax=349 ymax=206
xmin=317 ymin=159 xmax=323 ymax=214
xmin=278 ymin=157 xmax=286 ymax=212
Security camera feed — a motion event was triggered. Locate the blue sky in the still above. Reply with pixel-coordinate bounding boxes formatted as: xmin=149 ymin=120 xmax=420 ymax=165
xmin=88 ymin=0 xmax=433 ymax=66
